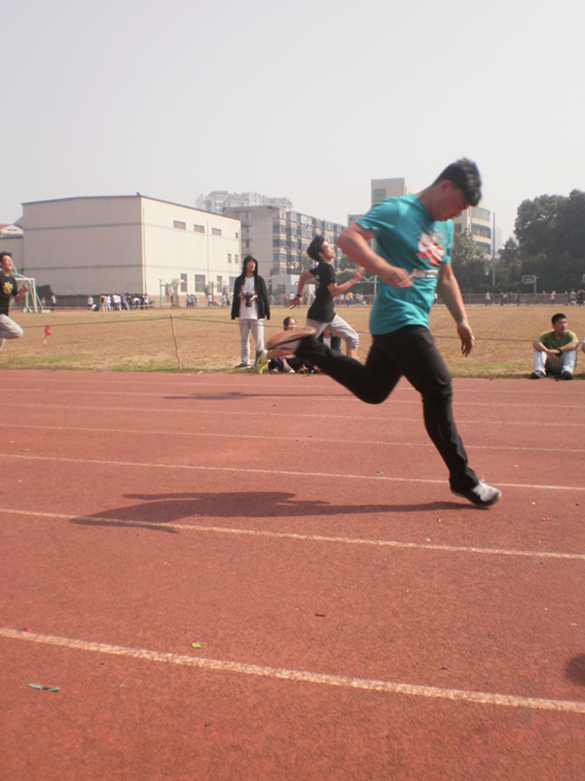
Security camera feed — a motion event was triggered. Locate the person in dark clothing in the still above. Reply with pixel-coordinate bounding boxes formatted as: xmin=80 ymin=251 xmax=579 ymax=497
xmin=231 ymin=255 xmax=270 ymax=369
xmin=0 ymin=253 xmax=28 ymax=351
xmin=290 ymin=236 xmax=363 ymax=359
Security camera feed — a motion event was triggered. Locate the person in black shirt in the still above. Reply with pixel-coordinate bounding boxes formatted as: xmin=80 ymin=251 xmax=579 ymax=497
xmin=0 ymin=253 xmax=27 ymax=351
xmin=291 ymin=236 xmax=363 ymax=359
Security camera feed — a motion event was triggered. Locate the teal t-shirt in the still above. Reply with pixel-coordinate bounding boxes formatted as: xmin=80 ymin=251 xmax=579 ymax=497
xmin=357 ymin=194 xmax=453 ymax=335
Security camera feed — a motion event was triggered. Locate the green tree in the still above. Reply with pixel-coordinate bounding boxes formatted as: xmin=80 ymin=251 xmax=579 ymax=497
xmin=513 ymin=190 xmax=585 ymax=291
xmin=450 ymin=230 xmax=490 ymax=293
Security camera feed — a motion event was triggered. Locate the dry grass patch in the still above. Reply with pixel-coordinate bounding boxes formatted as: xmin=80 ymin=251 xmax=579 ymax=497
xmin=2 ymin=305 xmax=585 ymax=378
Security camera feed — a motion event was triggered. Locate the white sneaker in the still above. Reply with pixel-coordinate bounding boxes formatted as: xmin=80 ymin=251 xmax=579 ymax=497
xmin=451 ymin=481 xmax=501 ymax=507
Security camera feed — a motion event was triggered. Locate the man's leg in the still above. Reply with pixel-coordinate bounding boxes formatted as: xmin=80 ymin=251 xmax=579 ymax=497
xmin=381 ymin=326 xmax=478 ymax=493
xmin=295 ymin=334 xmax=401 ymax=404
xmin=560 ymin=349 xmax=578 ymax=376
xmin=238 ymin=320 xmax=251 ymax=366
xmin=326 ymin=314 xmax=360 ymax=359
xmin=533 ymin=350 xmax=547 ymax=375
xmin=250 ymin=319 xmax=265 ymax=365
xmin=0 ymin=314 xmax=24 ymax=342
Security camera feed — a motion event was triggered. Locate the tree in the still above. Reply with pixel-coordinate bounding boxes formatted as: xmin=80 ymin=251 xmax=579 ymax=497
xmin=513 ymin=190 xmax=585 ymax=291
xmin=450 ymin=230 xmax=490 ymax=293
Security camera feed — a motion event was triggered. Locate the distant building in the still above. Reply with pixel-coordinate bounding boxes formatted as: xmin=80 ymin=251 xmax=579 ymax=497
xmin=452 ymin=207 xmax=492 ymax=256
xmin=221 ymin=204 xmax=344 ymax=283
xmin=371 ymin=177 xmax=410 ymax=204
xmin=21 ymin=195 xmax=241 ymax=299
xmin=196 ymin=190 xmax=292 ymax=214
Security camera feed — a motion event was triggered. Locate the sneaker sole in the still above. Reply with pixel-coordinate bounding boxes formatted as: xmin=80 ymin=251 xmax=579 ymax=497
xmin=450 ymin=488 xmax=502 ymax=507
xmin=266 ymin=326 xmax=316 ymax=352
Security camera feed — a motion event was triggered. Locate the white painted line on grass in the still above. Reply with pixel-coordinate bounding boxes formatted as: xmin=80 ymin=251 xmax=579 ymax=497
xmin=2 ymin=507 xmax=584 ymax=561
xmin=1 ymin=451 xmax=585 ymax=492
xmin=1 ymin=627 xmax=584 ymax=714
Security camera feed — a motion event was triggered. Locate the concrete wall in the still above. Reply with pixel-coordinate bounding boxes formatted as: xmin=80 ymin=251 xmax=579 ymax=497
xmin=21 ymin=196 xmax=241 ymax=298
xmin=23 ymin=197 xmax=144 ymax=295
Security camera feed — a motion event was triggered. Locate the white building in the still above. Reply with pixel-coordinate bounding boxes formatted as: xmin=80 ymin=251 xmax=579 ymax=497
xmin=371 ymin=177 xmax=410 ymax=204
xmin=196 ymin=190 xmax=292 ymax=214
xmin=452 ymin=206 xmax=493 ymax=256
xmin=21 ymin=195 xmax=241 ymax=299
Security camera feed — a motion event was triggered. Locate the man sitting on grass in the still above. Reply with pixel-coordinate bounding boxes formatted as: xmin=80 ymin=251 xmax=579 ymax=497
xmin=532 ymin=313 xmax=579 ymax=380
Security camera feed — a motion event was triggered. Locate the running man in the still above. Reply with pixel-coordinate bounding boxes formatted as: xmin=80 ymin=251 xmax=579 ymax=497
xmin=267 ymin=159 xmax=501 ymax=506
xmin=290 ymin=236 xmax=364 ymax=359
xmin=0 ymin=252 xmax=27 ymax=351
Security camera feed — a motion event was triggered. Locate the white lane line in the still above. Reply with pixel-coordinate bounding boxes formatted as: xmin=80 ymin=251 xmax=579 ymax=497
xmin=1 ymin=627 xmax=584 ymax=714
xmin=7 ymin=401 xmax=585 ymax=427
xmin=1 ymin=452 xmax=585 ymax=492
xmin=5 ymin=385 xmax=585 ymax=411
xmin=1 ymin=422 xmax=584 ymax=455
xmin=3 ymin=507 xmax=584 ymax=561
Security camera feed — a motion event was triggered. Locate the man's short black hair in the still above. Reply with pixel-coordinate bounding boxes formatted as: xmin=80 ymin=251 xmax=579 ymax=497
xmin=0 ymin=252 xmax=12 ymax=263
xmin=433 ymin=158 xmax=482 ymax=207
xmin=552 ymin=312 xmax=567 ymax=325
xmin=307 ymin=235 xmax=326 ymax=262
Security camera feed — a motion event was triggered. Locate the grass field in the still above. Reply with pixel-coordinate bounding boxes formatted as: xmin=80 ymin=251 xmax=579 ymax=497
xmin=2 ymin=305 xmax=585 ymax=378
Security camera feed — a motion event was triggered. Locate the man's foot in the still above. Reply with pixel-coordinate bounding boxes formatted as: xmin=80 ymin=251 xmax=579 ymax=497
xmin=451 ymin=481 xmax=501 ymax=507
xmin=255 ymin=351 xmax=269 ymax=374
xmin=266 ymin=326 xmax=316 ymax=355
xmin=234 ymin=362 xmax=251 ymax=369
xmin=560 ymin=371 xmax=574 ymax=380
xmin=531 ymin=370 xmax=545 ymax=379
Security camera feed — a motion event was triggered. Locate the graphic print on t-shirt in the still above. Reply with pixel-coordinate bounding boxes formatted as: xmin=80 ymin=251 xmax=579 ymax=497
xmin=2 ymin=280 xmax=14 ymax=296
xmin=417 ymin=231 xmax=445 ymax=266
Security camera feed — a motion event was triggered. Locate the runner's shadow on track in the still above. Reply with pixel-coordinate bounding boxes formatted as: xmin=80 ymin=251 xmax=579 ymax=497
xmin=69 ymin=491 xmax=468 ymax=532
xmin=565 ymin=655 xmax=585 ymax=686
xmin=164 ymin=391 xmax=343 ymax=401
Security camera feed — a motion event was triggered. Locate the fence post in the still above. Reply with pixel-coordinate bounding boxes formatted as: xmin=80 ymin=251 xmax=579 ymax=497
xmin=169 ymin=313 xmax=183 ymax=371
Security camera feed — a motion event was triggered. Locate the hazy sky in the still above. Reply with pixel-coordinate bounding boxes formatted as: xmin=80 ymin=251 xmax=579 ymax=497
xmin=3 ymin=0 xmax=584 ymax=245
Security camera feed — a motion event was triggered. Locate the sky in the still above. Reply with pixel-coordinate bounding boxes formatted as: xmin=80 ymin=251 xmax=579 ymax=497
xmin=3 ymin=0 xmax=584 ymax=247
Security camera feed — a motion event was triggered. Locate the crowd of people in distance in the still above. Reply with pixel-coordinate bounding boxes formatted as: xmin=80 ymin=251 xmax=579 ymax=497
xmin=484 ymin=289 xmax=585 ymax=306
xmin=87 ymin=293 xmax=150 ymax=311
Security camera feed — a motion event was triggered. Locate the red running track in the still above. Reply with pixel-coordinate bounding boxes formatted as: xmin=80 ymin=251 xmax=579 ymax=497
xmin=1 ymin=369 xmax=585 ymax=780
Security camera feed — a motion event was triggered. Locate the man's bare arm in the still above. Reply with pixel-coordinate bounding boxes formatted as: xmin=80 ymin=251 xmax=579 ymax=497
xmin=437 ymin=264 xmax=474 ymax=356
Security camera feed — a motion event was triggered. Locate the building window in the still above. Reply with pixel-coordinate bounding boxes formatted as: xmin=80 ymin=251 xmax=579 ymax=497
xmin=212 ymin=228 xmax=222 ymax=236
xmin=372 ymin=188 xmax=386 ymax=204
xmin=471 ymin=207 xmax=490 ymax=222
xmin=227 ymin=254 xmax=232 ymax=264
xmin=194 ymin=224 xmax=205 ymax=233
xmin=195 ymin=274 xmax=206 ymax=292
xmin=174 ymin=220 xmax=186 ymax=230
xmin=217 ymin=276 xmax=223 ymax=290
xmin=235 ymin=232 xmax=239 ymax=239
xmin=180 ymin=274 xmax=187 ymax=292
xmin=234 ymin=254 xmax=238 ymax=266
